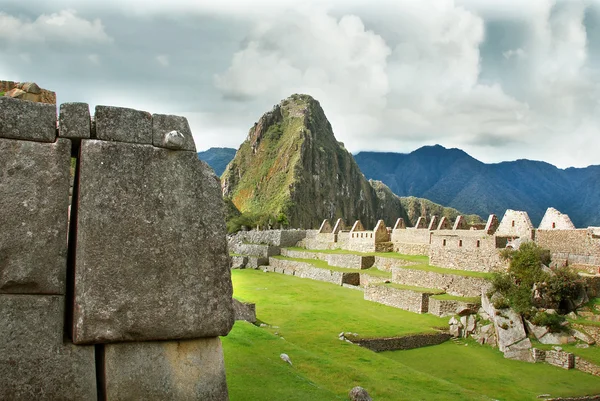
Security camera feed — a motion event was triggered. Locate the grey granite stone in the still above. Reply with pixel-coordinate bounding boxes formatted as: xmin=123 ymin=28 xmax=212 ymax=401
xmin=152 ymin=113 xmax=196 ymax=151
xmin=95 ymin=105 xmax=152 ymax=144
xmin=59 ymin=102 xmax=91 ymax=139
xmin=104 ymin=337 xmax=229 ymax=401
xmin=73 ymin=139 xmax=234 ymax=344
xmin=0 ymin=295 xmax=97 ymax=400
xmin=0 ymin=96 xmax=56 ymax=142
xmin=0 ymin=138 xmax=70 ymax=294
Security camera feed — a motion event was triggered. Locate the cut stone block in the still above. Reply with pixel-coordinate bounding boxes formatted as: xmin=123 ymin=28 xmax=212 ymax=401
xmin=104 ymin=337 xmax=228 ymax=401
xmin=0 ymin=295 xmax=97 ymax=400
xmin=59 ymin=102 xmax=91 ymax=139
xmin=152 ymin=113 xmax=196 ymax=151
xmin=0 ymin=96 xmax=57 ymax=142
xmin=0 ymin=138 xmax=70 ymax=294
xmin=94 ymin=105 xmax=152 ymax=144
xmin=73 ymin=140 xmax=234 ymax=343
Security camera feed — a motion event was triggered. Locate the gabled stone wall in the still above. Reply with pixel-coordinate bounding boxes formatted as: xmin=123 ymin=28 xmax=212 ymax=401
xmin=429 ymin=230 xmax=506 ymax=272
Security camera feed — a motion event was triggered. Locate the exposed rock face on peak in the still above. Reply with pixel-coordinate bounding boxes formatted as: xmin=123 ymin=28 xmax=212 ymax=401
xmin=221 ymin=94 xmax=479 ymax=229
xmin=221 ymin=94 xmax=411 ymax=229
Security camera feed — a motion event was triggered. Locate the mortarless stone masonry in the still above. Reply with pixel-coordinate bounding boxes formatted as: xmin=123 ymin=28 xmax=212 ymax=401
xmin=0 ymin=98 xmax=233 ymax=400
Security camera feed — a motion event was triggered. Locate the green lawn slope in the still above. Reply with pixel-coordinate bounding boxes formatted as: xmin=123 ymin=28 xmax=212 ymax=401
xmin=222 ymin=269 xmax=600 ymax=400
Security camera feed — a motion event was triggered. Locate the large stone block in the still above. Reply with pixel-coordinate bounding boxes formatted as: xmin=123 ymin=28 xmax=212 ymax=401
xmin=59 ymin=102 xmax=91 ymax=139
xmin=95 ymin=105 xmax=152 ymax=144
xmin=0 ymin=96 xmax=57 ymax=142
xmin=104 ymin=338 xmax=228 ymax=400
xmin=0 ymin=295 xmax=97 ymax=400
xmin=73 ymin=140 xmax=234 ymax=343
xmin=152 ymin=113 xmax=196 ymax=151
xmin=0 ymin=138 xmax=70 ymax=294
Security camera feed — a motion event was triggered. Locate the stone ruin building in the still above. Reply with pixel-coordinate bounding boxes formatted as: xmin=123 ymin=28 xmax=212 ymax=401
xmin=0 ymin=97 xmax=234 ymax=400
xmin=298 ymin=207 xmax=600 ymax=274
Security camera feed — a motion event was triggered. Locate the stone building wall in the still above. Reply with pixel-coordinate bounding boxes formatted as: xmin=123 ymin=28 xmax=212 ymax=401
xmin=496 ymin=209 xmax=535 ymax=239
xmin=364 ymin=284 xmax=432 ymax=313
xmin=267 ymin=258 xmax=360 ymax=285
xmin=0 ymin=97 xmax=233 ymax=400
xmin=391 ymin=267 xmax=490 ymax=297
xmin=535 ymin=229 xmax=600 ymax=269
xmin=538 ymin=207 xmax=576 ymax=230
xmin=429 ymin=231 xmax=507 ymax=273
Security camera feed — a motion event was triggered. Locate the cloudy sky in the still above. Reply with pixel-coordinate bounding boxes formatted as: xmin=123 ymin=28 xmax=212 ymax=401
xmin=1 ymin=0 xmax=599 ymax=168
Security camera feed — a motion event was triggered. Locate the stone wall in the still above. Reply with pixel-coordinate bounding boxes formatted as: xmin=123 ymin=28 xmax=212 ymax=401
xmin=429 ymin=231 xmax=507 ymax=273
xmin=267 ymin=258 xmax=360 ymax=286
xmin=496 ymin=209 xmax=534 ymax=239
xmin=0 ymin=97 xmax=233 ymax=400
xmin=391 ymin=267 xmax=490 ymax=297
xmin=364 ymin=284 xmax=432 ymax=313
xmin=575 ymin=356 xmax=600 ymax=377
xmin=350 ymin=332 xmax=451 ymax=352
xmin=428 ymin=298 xmax=480 ymax=317
xmin=536 ymin=229 xmax=600 ymax=269
xmin=231 ymin=229 xmax=307 ymax=247
xmin=539 ymin=207 xmax=576 ymax=230
xmin=230 ymin=243 xmax=280 ymax=258
xmin=373 ymin=256 xmax=419 ymax=272
xmin=232 ymin=299 xmax=257 ymax=324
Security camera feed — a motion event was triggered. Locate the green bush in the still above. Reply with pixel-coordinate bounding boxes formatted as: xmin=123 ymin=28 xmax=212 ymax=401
xmin=531 ymin=311 xmax=567 ymax=333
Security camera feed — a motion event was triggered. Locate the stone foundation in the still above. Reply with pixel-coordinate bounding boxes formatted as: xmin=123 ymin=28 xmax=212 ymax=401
xmin=364 ymin=284 xmax=437 ymax=313
xmin=428 ymin=298 xmax=480 ymax=317
xmin=349 ymin=332 xmax=451 ymax=352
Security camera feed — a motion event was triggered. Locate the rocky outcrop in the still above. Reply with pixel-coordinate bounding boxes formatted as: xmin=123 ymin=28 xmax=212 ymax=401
xmin=1 ymin=80 xmax=56 ymax=104
xmin=222 ymin=94 xmax=412 ymax=228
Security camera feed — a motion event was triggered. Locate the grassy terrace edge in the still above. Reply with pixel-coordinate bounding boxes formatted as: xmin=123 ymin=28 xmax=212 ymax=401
xmin=283 ymin=247 xmax=493 ymax=279
xmin=430 ymin=294 xmax=482 ymax=303
xmin=272 ymin=255 xmax=392 ymax=278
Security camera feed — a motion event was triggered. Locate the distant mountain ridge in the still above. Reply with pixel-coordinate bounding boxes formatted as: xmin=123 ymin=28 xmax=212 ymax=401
xmin=355 ymin=145 xmax=600 ymax=227
xmin=197 ymin=147 xmax=236 ymax=176
xmin=219 ymin=94 xmax=476 ymax=229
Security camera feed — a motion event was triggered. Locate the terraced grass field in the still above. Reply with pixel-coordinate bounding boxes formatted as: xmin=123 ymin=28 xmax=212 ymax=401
xmin=222 ymin=269 xmax=600 ymax=400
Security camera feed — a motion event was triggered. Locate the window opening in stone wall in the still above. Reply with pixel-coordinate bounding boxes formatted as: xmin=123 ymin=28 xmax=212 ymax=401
xmin=552 ymin=222 xmax=556 ymax=228
xmin=443 ymin=239 xmax=446 ymax=246
xmin=476 ymin=240 xmax=480 ymax=248
xmin=370 ymin=233 xmax=373 ymax=238
xmin=512 ymin=220 xmax=515 ymax=227
xmin=459 ymin=240 xmax=462 ymax=247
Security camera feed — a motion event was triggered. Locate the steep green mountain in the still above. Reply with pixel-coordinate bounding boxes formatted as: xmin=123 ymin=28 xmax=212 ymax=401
xmin=197 ymin=147 xmax=236 ymax=176
xmin=355 ymin=146 xmax=600 ymax=227
xmin=221 ymin=94 xmax=476 ymax=229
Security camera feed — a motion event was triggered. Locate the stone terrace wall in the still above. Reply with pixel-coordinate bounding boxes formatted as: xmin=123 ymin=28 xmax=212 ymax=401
xmin=279 ymin=248 xmax=374 ymax=269
xmin=267 ymin=258 xmax=360 ymax=286
xmin=230 ymin=243 xmax=280 ymax=257
xmin=350 ymin=332 xmax=451 ymax=352
xmin=391 ymin=267 xmax=490 ymax=297
xmin=575 ymin=356 xmax=600 ymax=377
xmin=428 ymin=298 xmax=480 ymax=317
xmin=364 ymin=284 xmax=432 ymax=313
xmin=373 ymin=256 xmax=419 ymax=272
xmin=0 ymin=97 xmax=233 ymax=400
xmin=232 ymin=229 xmax=307 ymax=247
xmin=429 ymin=231 xmax=507 ymax=273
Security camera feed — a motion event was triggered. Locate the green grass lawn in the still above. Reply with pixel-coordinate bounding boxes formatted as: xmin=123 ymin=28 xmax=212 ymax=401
xmin=222 ymin=269 xmax=600 ymax=400
xmin=383 ymin=338 xmax=600 ymax=400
